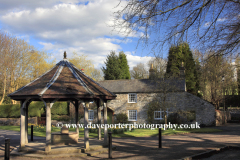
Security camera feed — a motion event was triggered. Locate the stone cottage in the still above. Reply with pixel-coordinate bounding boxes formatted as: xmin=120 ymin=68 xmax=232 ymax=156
xmin=98 ymin=65 xmax=215 ymax=126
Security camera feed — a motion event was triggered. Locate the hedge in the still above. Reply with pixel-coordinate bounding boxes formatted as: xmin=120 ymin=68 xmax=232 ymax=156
xmin=51 ymin=102 xmax=68 ymax=115
xmin=0 ymin=101 xmax=68 ymax=118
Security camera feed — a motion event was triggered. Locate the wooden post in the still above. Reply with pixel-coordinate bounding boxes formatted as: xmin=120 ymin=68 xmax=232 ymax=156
xmin=108 ymin=132 xmax=112 ymax=159
xmin=25 ymin=104 xmax=29 ymax=144
xmin=104 ymin=102 xmax=108 ymax=145
xmin=97 ymin=99 xmax=101 ymax=140
xmin=20 ymin=101 xmax=26 ymax=149
xmin=45 ymin=103 xmax=51 ymax=152
xmin=159 ymin=128 xmax=162 ymax=148
xmin=31 ymin=125 xmax=33 ymax=141
xmin=75 ymin=100 xmax=79 ymax=137
xmin=84 ymin=102 xmax=89 ymax=149
xmin=5 ymin=138 xmax=10 ymax=160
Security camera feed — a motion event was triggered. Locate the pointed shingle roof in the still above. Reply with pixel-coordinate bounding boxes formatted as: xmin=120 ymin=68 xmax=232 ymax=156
xmin=8 ymin=56 xmax=116 ymax=101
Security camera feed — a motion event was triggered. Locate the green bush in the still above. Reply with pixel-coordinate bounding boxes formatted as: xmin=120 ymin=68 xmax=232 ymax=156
xmin=51 ymin=102 xmax=68 ymax=115
xmin=10 ymin=104 xmax=21 ymax=117
xmin=28 ymin=101 xmax=45 ymax=117
xmin=147 ymin=101 xmax=160 ymax=124
xmin=0 ymin=101 xmax=68 ymax=118
xmin=115 ymin=113 xmax=128 ymax=124
xmin=0 ymin=104 xmax=20 ymax=118
xmin=167 ymin=113 xmax=182 ymax=124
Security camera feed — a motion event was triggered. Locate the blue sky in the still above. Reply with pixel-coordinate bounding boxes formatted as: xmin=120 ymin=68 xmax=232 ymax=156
xmin=0 ymin=0 xmax=163 ymax=70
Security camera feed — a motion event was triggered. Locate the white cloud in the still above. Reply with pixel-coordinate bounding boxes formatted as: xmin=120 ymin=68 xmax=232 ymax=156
xmin=125 ymin=52 xmax=153 ymax=70
xmin=1 ymin=1 xmax=130 ymax=41
xmin=0 ymin=0 xmax=150 ymax=72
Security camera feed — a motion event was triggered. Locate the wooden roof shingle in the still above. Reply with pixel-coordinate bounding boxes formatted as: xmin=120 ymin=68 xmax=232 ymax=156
xmin=8 ymin=58 xmax=116 ymax=101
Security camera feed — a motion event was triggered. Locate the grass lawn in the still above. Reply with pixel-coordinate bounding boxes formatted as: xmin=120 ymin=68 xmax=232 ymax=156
xmin=0 ymin=125 xmax=222 ymax=138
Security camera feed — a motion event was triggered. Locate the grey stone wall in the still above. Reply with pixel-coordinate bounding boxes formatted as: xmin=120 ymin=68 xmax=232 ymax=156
xmin=0 ymin=117 xmax=37 ymax=126
xmin=107 ymin=92 xmax=215 ymax=126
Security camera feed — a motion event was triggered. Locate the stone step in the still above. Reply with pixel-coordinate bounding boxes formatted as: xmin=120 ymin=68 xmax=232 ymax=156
xmin=86 ymin=147 xmax=108 ymax=156
xmin=81 ymin=145 xmax=103 ymax=153
xmin=17 ymin=144 xmax=104 ymax=155
xmin=10 ymin=144 xmax=116 ymax=158
xmin=12 ymin=151 xmax=88 ymax=159
xmin=86 ymin=145 xmax=116 ymax=157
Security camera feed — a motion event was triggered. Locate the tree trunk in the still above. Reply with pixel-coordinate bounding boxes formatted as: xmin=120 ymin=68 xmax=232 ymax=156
xmin=164 ymin=113 xmax=167 ymax=125
xmin=0 ymin=70 xmax=7 ymax=105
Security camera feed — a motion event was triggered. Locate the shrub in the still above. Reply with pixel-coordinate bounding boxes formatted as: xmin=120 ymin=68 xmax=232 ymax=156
xmin=28 ymin=101 xmax=45 ymax=117
xmin=0 ymin=101 xmax=68 ymax=118
xmin=167 ymin=113 xmax=183 ymax=124
xmin=115 ymin=113 xmax=128 ymax=124
xmin=51 ymin=102 xmax=68 ymax=115
xmin=147 ymin=101 xmax=160 ymax=124
xmin=0 ymin=104 xmax=20 ymax=118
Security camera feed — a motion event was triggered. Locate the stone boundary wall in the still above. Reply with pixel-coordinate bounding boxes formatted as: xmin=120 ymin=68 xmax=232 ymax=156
xmin=0 ymin=117 xmax=37 ymax=126
xmin=228 ymin=109 xmax=240 ymax=114
xmin=216 ymin=110 xmax=231 ymax=126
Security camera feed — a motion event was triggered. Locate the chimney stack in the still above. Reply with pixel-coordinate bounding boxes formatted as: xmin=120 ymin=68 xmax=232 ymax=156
xmin=149 ymin=63 xmax=155 ymax=80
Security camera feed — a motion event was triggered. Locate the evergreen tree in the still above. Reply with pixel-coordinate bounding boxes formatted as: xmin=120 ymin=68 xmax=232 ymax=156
xmin=236 ymin=58 xmax=240 ymax=95
xmin=166 ymin=42 xmax=199 ymax=96
xmin=166 ymin=45 xmax=182 ymax=77
xmin=101 ymin=51 xmax=122 ymax=80
xmin=194 ymin=57 xmax=202 ymax=97
xmin=118 ymin=51 xmax=131 ymax=79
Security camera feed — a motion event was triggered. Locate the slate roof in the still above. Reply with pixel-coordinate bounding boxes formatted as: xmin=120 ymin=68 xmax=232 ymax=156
xmin=8 ymin=58 xmax=116 ymax=101
xmin=97 ymin=78 xmax=186 ymax=94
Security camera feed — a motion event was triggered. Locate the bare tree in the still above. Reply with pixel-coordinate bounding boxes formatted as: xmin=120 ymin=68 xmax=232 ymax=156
xmin=114 ymin=0 xmax=240 ymax=56
xmin=198 ymin=51 xmax=235 ymax=109
xmin=148 ymin=57 xmax=167 ymax=78
xmin=130 ymin=62 xmax=148 ymax=79
xmin=0 ymin=31 xmax=54 ymax=104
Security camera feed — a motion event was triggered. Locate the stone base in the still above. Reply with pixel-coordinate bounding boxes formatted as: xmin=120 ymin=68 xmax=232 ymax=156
xmin=51 ymin=132 xmax=78 ymax=145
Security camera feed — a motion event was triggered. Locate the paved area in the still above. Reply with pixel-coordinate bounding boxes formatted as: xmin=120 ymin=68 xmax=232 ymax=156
xmin=202 ymin=149 xmax=240 ymax=160
xmin=0 ymin=123 xmax=240 ymax=160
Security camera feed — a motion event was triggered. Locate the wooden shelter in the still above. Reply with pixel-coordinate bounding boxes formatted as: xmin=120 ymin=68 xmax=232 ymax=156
xmin=8 ymin=51 xmax=116 ymax=152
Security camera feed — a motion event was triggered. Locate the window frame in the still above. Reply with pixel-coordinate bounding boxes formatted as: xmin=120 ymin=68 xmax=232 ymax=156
xmin=128 ymin=110 xmax=137 ymax=121
xmin=88 ymin=110 xmax=94 ymax=121
xmin=154 ymin=109 xmax=168 ymax=120
xmin=128 ymin=93 xmax=137 ymax=103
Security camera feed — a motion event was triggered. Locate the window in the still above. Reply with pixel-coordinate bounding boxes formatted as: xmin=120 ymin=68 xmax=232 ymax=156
xmin=128 ymin=93 xmax=137 ymax=103
xmin=128 ymin=110 xmax=137 ymax=121
xmin=154 ymin=109 xmax=168 ymax=120
xmin=88 ymin=110 xmax=94 ymax=120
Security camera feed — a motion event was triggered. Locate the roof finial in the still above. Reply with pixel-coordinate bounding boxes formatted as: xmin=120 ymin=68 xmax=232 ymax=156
xmin=64 ymin=51 xmax=67 ymax=59
xmin=181 ymin=61 xmax=184 ymax=67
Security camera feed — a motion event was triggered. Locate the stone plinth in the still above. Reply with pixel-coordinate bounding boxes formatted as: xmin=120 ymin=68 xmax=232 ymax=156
xmin=51 ymin=132 xmax=78 ymax=145
xmin=61 ymin=126 xmax=69 ymax=134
